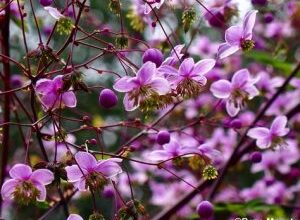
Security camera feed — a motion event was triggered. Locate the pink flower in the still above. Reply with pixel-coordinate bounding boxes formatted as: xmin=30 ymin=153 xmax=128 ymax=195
xmin=67 ymin=214 xmax=83 ymax=220
xmin=1 ymin=164 xmax=54 ymax=203
xmin=217 ymin=10 xmax=258 ymax=59
xmin=113 ymin=61 xmax=170 ymax=111
xmin=35 ymin=75 xmax=77 ymax=111
xmin=210 ymin=69 xmax=259 ymax=117
xmin=65 ymin=152 xmax=122 ymax=191
xmin=247 ymin=116 xmax=290 ymax=149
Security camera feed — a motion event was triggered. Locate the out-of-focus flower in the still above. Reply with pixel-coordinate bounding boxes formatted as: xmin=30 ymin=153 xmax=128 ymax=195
xmin=113 ymin=61 xmax=170 ymax=111
xmin=210 ymin=69 xmax=259 ymax=117
xmin=218 ymin=10 xmax=258 ymax=59
xmin=144 ymin=0 xmax=165 ymax=14
xmin=65 ymin=152 xmax=122 ymax=191
xmin=67 ymin=214 xmax=83 ymax=220
xmin=44 ymin=6 xmax=64 ymax=20
xmin=247 ymin=116 xmax=290 ymax=149
xmin=35 ymin=75 xmax=77 ymax=111
xmin=1 ymin=164 xmax=54 ymax=204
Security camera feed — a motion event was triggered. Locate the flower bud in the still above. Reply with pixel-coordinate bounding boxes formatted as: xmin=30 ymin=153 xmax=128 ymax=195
xmin=156 ymin=130 xmax=170 ymax=145
xmin=99 ymin=89 xmax=118 ymax=109
xmin=142 ymin=48 xmax=164 ymax=67
xmin=251 ymin=151 xmax=262 ymax=163
xmin=39 ymin=0 xmax=53 ymax=6
xmin=197 ymin=201 xmax=214 ymax=218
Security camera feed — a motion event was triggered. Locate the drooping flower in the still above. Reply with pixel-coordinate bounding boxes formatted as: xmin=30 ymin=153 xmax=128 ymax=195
xmin=210 ymin=69 xmax=259 ymax=117
xmin=247 ymin=115 xmax=290 ymax=149
xmin=35 ymin=75 xmax=77 ymax=111
xmin=217 ymin=10 xmax=258 ymax=59
xmin=113 ymin=61 xmax=170 ymax=111
xmin=1 ymin=164 xmax=54 ymax=204
xmin=65 ymin=152 xmax=122 ymax=191
xmin=44 ymin=6 xmax=64 ymax=20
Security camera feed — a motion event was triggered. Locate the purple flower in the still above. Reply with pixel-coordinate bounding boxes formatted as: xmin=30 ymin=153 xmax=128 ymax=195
xmin=169 ymin=58 xmax=216 ymax=86
xmin=1 ymin=164 xmax=54 ymax=203
xmin=149 ymin=140 xmax=192 ymax=161
xmin=217 ymin=10 xmax=258 ymax=59
xmin=247 ymin=116 xmax=290 ymax=149
xmin=113 ymin=61 xmax=170 ymax=111
xmin=35 ymin=75 xmax=77 ymax=111
xmin=210 ymin=69 xmax=259 ymax=117
xmin=65 ymin=152 xmax=122 ymax=191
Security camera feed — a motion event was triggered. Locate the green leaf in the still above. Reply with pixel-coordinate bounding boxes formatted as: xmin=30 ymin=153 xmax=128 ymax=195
xmin=245 ymin=50 xmax=294 ymax=75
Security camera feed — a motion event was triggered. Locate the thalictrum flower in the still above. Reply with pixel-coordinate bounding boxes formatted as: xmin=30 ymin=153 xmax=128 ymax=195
xmin=247 ymin=115 xmax=290 ymax=149
xmin=65 ymin=152 xmax=122 ymax=191
xmin=210 ymin=69 xmax=259 ymax=117
xmin=149 ymin=140 xmax=193 ymax=161
xmin=113 ymin=61 xmax=170 ymax=111
xmin=67 ymin=214 xmax=83 ymax=220
xmin=217 ymin=10 xmax=258 ymax=59
xmin=35 ymin=75 xmax=77 ymax=111
xmin=1 ymin=164 xmax=54 ymax=203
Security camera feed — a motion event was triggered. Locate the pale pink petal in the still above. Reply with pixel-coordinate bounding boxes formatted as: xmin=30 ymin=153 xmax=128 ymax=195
xmin=149 ymin=150 xmax=170 ymax=161
xmin=191 ymin=75 xmax=207 ymax=86
xmin=244 ymin=85 xmax=259 ymax=99
xmin=270 ymin=116 xmax=289 ymax=136
xmin=53 ymin=75 xmax=64 ymax=90
xmin=65 ymin=165 xmax=84 ymax=182
xmin=9 ymin=164 xmax=32 ymax=180
xmin=243 ymin=10 xmax=258 ymax=39
xmin=210 ymin=80 xmax=232 ymax=99
xmin=192 ymin=59 xmax=216 ymax=76
xmin=44 ymin=6 xmax=64 ymax=20
xmin=96 ymin=160 xmax=122 ymax=178
xmin=150 ymin=78 xmax=170 ymax=95
xmin=31 ymin=169 xmax=54 ymax=185
xmin=1 ymin=179 xmax=18 ymax=200
xmin=179 ymin=58 xmax=194 ymax=76
xmin=217 ymin=43 xmax=240 ymax=59
xmin=256 ymin=137 xmax=272 ymax=149
xmin=74 ymin=178 xmax=86 ymax=191
xmin=35 ymin=79 xmax=53 ymax=95
xmin=232 ymin=69 xmax=250 ymax=89
xmin=137 ymin=61 xmax=156 ymax=85
xmin=226 ymin=101 xmax=240 ymax=117
xmin=123 ymin=93 xmax=138 ymax=111
xmin=35 ymin=183 xmax=47 ymax=201
xmin=247 ymin=127 xmax=270 ymax=139
xmin=225 ymin=25 xmax=243 ymax=45
xmin=113 ymin=77 xmax=136 ymax=92
xmin=62 ymin=91 xmax=77 ymax=108
xmin=75 ymin=152 xmax=97 ymax=171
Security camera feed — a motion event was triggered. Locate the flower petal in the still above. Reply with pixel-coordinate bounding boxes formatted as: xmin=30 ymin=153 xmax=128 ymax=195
xmin=9 ymin=164 xmax=32 ymax=180
xmin=226 ymin=101 xmax=240 ymax=117
xmin=31 ymin=169 xmax=54 ymax=185
xmin=150 ymin=78 xmax=170 ymax=95
xmin=62 ymin=91 xmax=77 ymax=108
xmin=149 ymin=150 xmax=170 ymax=161
xmin=35 ymin=79 xmax=54 ymax=95
xmin=247 ymin=127 xmax=270 ymax=139
xmin=192 ymin=59 xmax=216 ymax=76
xmin=44 ymin=6 xmax=64 ymax=20
xmin=270 ymin=116 xmax=289 ymax=136
xmin=210 ymin=80 xmax=232 ymax=99
xmin=35 ymin=183 xmax=47 ymax=201
xmin=137 ymin=61 xmax=156 ymax=85
xmin=96 ymin=160 xmax=122 ymax=178
xmin=179 ymin=58 xmax=194 ymax=76
xmin=74 ymin=178 xmax=86 ymax=191
xmin=217 ymin=43 xmax=240 ymax=59
xmin=1 ymin=179 xmax=18 ymax=200
xmin=113 ymin=77 xmax=136 ymax=92
xmin=123 ymin=93 xmax=138 ymax=111
xmin=225 ymin=25 xmax=243 ymax=45
xmin=232 ymin=69 xmax=250 ymax=89
xmin=75 ymin=152 xmax=97 ymax=171
xmin=256 ymin=137 xmax=272 ymax=149
xmin=243 ymin=10 xmax=258 ymax=39
xmin=65 ymin=165 xmax=84 ymax=182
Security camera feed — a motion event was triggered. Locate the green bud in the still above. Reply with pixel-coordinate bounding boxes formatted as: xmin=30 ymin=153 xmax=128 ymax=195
xmin=109 ymin=0 xmax=121 ymax=16
xmin=202 ymin=165 xmax=218 ymax=180
xmin=89 ymin=212 xmax=105 ymax=220
xmin=57 ymin=17 xmax=74 ymax=35
xmin=182 ymin=8 xmax=196 ymax=33
xmin=115 ymin=35 xmax=128 ymax=49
